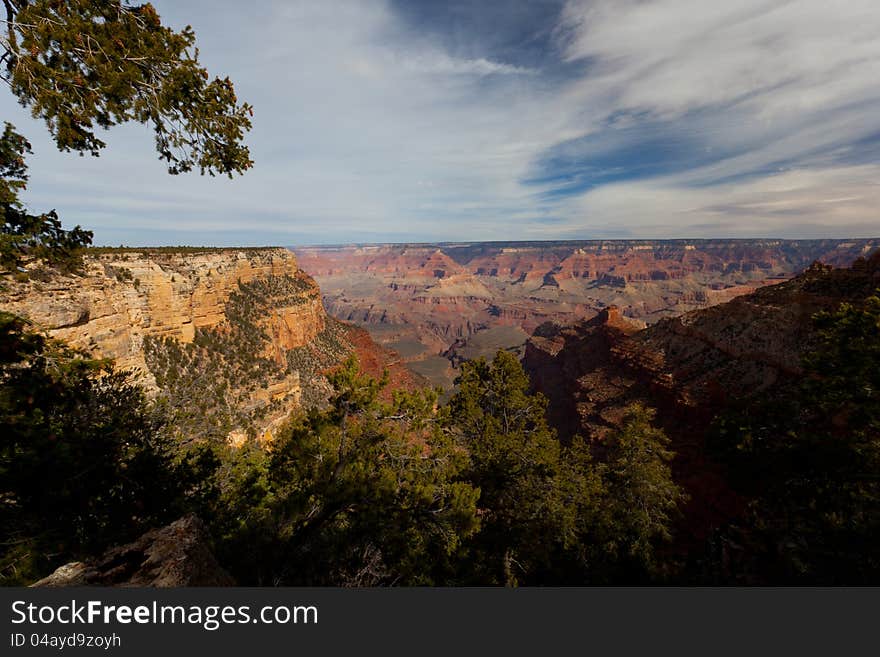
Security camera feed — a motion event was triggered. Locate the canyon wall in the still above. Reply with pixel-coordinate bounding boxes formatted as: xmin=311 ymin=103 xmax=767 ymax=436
xmin=0 ymin=248 xmax=413 ymax=442
xmin=1 ymin=248 xmax=321 ymax=379
xmin=294 ymin=239 xmax=879 ymax=387
xmin=522 ymin=251 xmax=880 ymax=548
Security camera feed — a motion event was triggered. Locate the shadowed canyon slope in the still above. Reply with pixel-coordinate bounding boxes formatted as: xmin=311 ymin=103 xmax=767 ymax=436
xmin=294 ymin=239 xmax=879 ymax=387
xmin=0 ymin=248 xmax=420 ymax=442
xmin=522 ymin=250 xmax=880 ymax=547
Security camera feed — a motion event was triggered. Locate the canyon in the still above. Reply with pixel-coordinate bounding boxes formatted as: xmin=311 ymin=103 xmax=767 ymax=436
xmin=4 ymin=240 xmax=879 ymax=585
xmin=6 ymin=239 xmax=876 ymax=443
xmin=293 ymin=239 xmax=879 ymax=388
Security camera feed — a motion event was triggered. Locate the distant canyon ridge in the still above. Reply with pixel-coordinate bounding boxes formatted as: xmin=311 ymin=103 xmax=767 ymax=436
xmin=293 ymin=239 xmax=879 ymax=388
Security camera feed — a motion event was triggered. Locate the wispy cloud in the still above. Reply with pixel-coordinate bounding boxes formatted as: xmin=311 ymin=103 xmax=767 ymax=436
xmin=0 ymin=0 xmax=876 ymax=244
xmin=542 ymin=0 xmax=880 ymax=231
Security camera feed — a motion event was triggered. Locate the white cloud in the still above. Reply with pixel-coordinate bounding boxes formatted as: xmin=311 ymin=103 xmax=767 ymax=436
xmin=560 ymin=1 xmax=880 ymax=116
xmin=554 ymin=163 xmax=880 ymax=238
xmin=0 ymin=0 xmax=877 ymax=243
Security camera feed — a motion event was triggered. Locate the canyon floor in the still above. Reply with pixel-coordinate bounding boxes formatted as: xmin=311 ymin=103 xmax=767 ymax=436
xmin=293 ymin=239 xmax=879 ymax=389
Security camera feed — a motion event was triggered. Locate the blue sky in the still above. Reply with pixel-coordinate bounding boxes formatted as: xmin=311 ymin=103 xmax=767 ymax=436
xmin=1 ymin=0 xmax=879 ymax=245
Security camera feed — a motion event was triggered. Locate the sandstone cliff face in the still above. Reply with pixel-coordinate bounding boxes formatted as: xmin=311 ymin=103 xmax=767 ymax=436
xmin=1 ymin=248 xmax=322 ymax=381
xmin=0 ymin=248 xmax=340 ymax=442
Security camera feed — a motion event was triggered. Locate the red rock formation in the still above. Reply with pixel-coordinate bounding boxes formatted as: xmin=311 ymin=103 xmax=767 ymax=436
xmin=341 ymin=324 xmax=430 ymax=398
xmin=294 ymin=239 xmax=878 ymax=389
xmin=523 ymin=251 xmax=880 ymax=550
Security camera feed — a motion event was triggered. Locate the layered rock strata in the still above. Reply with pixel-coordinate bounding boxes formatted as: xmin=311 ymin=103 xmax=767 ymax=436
xmin=294 ymin=239 xmax=879 ymax=388
xmin=523 ymin=252 xmax=880 ymax=547
xmin=1 ymin=248 xmax=408 ymax=442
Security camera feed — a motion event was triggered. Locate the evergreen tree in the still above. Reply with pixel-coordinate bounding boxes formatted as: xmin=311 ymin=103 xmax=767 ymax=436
xmin=707 ymin=294 xmax=880 ymax=583
xmin=445 ymin=352 xmax=685 ymax=584
xmin=1 ymin=122 xmax=91 ymax=273
xmin=2 ymin=0 xmax=252 ymax=176
xmin=0 ymin=312 xmax=193 ymax=584
xmin=599 ymin=403 xmax=685 ymax=578
xmin=217 ymin=357 xmax=480 ymax=586
xmin=446 ymin=351 xmax=606 ymax=584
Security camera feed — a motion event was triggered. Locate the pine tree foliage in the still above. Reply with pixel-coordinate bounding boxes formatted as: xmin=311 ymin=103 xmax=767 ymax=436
xmin=0 ymin=311 xmax=190 ymax=584
xmin=445 ymin=351 xmax=684 ymax=584
xmin=1 ymin=0 xmax=253 ymax=176
xmin=706 ymin=294 xmax=880 ymax=583
xmin=0 ymin=2 xmax=252 ymax=273
xmin=0 ymin=122 xmax=91 ymax=273
xmin=445 ymin=350 xmax=576 ymax=584
xmin=601 ymin=403 xmax=686 ymax=572
xmin=214 ymin=356 xmax=481 ymax=586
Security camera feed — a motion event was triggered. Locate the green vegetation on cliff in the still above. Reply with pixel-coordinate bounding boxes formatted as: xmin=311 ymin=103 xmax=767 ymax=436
xmin=703 ymin=292 xmax=880 ymax=584
xmin=0 ymin=312 xmax=196 ymax=584
xmin=143 ymin=274 xmax=351 ymax=441
xmin=144 ymin=275 xmax=314 ymax=441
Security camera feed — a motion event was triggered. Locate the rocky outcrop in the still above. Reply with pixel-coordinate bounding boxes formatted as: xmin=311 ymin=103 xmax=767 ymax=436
xmin=525 ymin=307 xmax=643 ymax=441
xmin=31 ymin=516 xmax=234 ymax=587
xmin=1 ymin=248 xmax=321 ymax=383
xmin=0 ymin=248 xmax=390 ymax=442
xmin=523 ymin=252 xmax=880 ymax=548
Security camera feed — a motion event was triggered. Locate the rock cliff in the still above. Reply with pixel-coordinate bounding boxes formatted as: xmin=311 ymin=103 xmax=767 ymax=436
xmin=523 ymin=251 xmax=880 ymax=547
xmin=1 ymin=248 xmax=320 ymax=378
xmin=0 ymin=247 xmax=415 ymax=442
